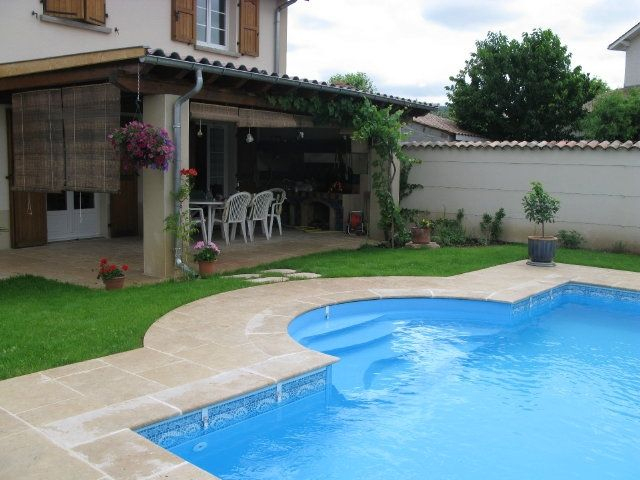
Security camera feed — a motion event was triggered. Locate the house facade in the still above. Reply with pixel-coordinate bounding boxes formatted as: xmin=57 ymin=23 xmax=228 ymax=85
xmin=404 ymin=113 xmax=486 ymax=143
xmin=608 ymin=20 xmax=640 ymax=87
xmin=0 ymin=0 xmax=434 ymax=278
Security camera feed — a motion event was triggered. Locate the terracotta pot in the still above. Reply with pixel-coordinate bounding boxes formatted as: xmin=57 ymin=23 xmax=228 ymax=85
xmin=410 ymin=227 xmax=431 ymax=244
xmin=527 ymin=236 xmax=557 ymax=266
xmin=103 ymin=276 xmax=125 ymax=290
xmin=198 ymin=260 xmax=216 ymax=278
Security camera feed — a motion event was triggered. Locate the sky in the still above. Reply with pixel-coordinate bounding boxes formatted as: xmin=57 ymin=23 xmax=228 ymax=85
xmin=286 ymin=0 xmax=640 ymax=106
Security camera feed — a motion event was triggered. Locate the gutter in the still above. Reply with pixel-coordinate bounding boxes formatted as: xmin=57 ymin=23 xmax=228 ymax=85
xmin=172 ymin=68 xmax=203 ymax=276
xmin=274 ymin=0 xmax=303 ymax=75
xmin=139 ymin=55 xmax=435 ymax=111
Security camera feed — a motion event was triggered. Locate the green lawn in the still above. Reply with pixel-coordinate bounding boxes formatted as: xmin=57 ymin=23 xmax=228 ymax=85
xmin=2 ymin=244 xmax=640 ymax=380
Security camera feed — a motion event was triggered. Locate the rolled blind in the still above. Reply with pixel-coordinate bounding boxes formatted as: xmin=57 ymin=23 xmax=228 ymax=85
xmin=62 ymin=84 xmax=121 ymax=193
xmin=11 ymin=89 xmax=65 ymax=192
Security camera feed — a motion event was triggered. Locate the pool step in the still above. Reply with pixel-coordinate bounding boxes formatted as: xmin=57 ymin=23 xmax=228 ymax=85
xmin=300 ymin=316 xmax=401 ymax=353
xmin=293 ymin=312 xmax=388 ymax=339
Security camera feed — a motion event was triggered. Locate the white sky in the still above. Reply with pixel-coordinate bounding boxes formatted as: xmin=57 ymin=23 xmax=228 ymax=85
xmin=286 ymin=0 xmax=639 ymax=106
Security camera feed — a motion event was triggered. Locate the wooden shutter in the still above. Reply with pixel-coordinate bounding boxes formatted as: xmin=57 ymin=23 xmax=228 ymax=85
xmin=11 ymin=89 xmax=65 ymax=192
xmin=61 ymin=84 xmax=121 ymax=193
xmin=239 ymin=0 xmax=259 ymax=56
xmin=43 ymin=0 xmax=85 ymax=20
xmin=84 ymin=0 xmax=106 ymax=25
xmin=172 ymin=0 xmax=196 ymax=44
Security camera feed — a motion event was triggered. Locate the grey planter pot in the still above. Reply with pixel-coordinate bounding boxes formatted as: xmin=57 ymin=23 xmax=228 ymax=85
xmin=527 ymin=236 xmax=557 ymax=266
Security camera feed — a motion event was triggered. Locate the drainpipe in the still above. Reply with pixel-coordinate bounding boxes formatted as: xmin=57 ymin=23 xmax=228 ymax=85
xmin=275 ymin=0 xmax=305 ymax=74
xmin=173 ymin=68 xmax=203 ymax=276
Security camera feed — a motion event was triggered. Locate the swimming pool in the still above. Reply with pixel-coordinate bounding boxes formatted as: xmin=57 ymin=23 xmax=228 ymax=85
xmin=140 ymin=283 xmax=640 ymax=479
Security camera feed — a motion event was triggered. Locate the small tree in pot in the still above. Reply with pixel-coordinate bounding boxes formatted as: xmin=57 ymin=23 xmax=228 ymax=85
xmin=522 ymin=181 xmax=560 ymax=266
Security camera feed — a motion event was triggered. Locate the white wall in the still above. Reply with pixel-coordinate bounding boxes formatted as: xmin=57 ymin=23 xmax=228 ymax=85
xmin=0 ymin=0 xmax=283 ymax=73
xmin=624 ymin=37 xmax=640 ymax=87
xmin=402 ymin=146 xmax=640 ymax=252
xmin=0 ymin=105 xmax=10 ymax=249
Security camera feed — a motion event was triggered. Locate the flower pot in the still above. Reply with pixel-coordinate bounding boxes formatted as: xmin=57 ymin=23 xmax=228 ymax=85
xmin=198 ymin=260 xmax=216 ymax=278
xmin=527 ymin=236 xmax=557 ymax=266
xmin=103 ymin=276 xmax=125 ymax=290
xmin=410 ymin=227 xmax=431 ymax=244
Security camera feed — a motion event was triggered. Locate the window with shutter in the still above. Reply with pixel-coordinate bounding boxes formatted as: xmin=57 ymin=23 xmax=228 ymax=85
xmin=195 ymin=0 xmax=228 ymax=49
xmin=239 ymin=0 xmax=259 ymax=56
xmin=43 ymin=0 xmax=85 ymax=20
xmin=172 ymin=0 xmax=196 ymax=44
xmin=43 ymin=0 xmax=106 ymax=26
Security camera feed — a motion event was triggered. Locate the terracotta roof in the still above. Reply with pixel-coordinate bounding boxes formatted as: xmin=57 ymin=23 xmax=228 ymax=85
xmin=608 ymin=21 xmax=640 ymax=51
xmin=142 ymin=49 xmax=438 ymax=112
xmin=412 ymin=113 xmax=480 ymax=136
xmin=403 ymin=140 xmax=640 ymax=150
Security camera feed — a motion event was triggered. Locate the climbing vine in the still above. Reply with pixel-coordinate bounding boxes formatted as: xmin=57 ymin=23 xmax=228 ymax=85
xmin=266 ymin=95 xmax=419 ymax=246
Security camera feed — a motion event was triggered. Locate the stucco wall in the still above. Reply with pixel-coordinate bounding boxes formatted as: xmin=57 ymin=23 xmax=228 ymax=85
xmin=402 ymin=146 xmax=640 ymax=252
xmin=624 ymin=37 xmax=640 ymax=87
xmin=0 ymin=0 xmax=284 ymax=73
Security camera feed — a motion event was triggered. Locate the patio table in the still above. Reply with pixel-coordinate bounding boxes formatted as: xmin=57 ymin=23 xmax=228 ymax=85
xmin=189 ymin=200 xmax=224 ymax=243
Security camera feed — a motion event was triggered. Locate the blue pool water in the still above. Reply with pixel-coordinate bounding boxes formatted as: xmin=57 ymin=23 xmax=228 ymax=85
xmin=165 ymin=287 xmax=640 ymax=479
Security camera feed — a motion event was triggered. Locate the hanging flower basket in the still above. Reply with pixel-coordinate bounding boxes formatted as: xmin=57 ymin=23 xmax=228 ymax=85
xmin=109 ymin=121 xmax=175 ymax=172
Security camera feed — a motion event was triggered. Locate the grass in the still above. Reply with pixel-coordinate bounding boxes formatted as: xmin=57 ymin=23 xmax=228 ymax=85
xmin=2 ymin=244 xmax=640 ymax=380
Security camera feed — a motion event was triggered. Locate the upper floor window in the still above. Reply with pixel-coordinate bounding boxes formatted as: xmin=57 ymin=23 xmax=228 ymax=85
xmin=43 ymin=0 xmax=106 ymax=26
xmin=196 ymin=0 xmax=227 ymax=48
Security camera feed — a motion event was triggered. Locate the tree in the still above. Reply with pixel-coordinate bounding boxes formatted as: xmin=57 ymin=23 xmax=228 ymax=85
xmin=329 ymin=72 xmax=375 ymax=93
xmin=447 ymin=29 xmax=607 ymax=140
xmin=580 ymin=87 xmax=640 ymax=141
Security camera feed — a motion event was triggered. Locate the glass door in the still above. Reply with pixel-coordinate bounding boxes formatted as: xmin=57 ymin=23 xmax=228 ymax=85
xmin=207 ymin=125 xmax=226 ymax=197
xmin=47 ymin=191 xmax=101 ymax=241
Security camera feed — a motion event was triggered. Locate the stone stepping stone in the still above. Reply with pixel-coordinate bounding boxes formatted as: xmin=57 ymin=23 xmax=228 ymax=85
xmin=247 ymin=276 xmax=290 ymax=284
xmin=286 ymin=272 xmax=321 ymax=279
xmin=224 ymin=273 xmax=262 ymax=279
xmin=261 ymin=269 xmax=298 ymax=274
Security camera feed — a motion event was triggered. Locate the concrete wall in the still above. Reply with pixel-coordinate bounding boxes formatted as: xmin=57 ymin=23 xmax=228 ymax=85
xmin=402 ymin=146 xmax=640 ymax=252
xmin=624 ymin=37 xmax=640 ymax=87
xmin=0 ymin=106 xmax=10 ymax=249
xmin=0 ymin=0 xmax=284 ymax=73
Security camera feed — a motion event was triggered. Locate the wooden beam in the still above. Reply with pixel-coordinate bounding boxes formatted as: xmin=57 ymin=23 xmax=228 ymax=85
xmin=0 ymin=65 xmax=120 ymax=93
xmin=0 ymin=47 xmax=146 ymax=79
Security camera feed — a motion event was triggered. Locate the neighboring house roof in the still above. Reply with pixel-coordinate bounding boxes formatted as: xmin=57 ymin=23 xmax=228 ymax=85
xmin=608 ymin=21 xmax=640 ymax=51
xmin=403 ymin=140 xmax=640 ymax=150
xmin=412 ymin=113 xmax=480 ymax=136
xmin=143 ymin=49 xmax=438 ymax=112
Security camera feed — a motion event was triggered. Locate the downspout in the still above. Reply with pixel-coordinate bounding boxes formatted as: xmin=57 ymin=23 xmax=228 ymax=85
xmin=274 ymin=0 xmax=301 ymax=74
xmin=173 ymin=68 xmax=203 ymax=275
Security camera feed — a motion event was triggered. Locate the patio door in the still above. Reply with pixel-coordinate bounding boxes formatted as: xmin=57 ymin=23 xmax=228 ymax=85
xmin=46 ymin=191 xmax=101 ymax=242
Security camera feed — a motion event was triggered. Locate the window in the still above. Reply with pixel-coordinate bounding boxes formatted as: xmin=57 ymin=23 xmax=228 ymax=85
xmin=196 ymin=0 xmax=227 ymax=49
xmin=43 ymin=0 xmax=107 ymax=26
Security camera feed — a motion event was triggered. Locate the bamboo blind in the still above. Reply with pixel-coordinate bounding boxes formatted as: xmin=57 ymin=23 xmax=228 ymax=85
xmin=11 ymin=89 xmax=65 ymax=192
xmin=62 ymin=83 xmax=120 ymax=193
xmin=190 ymin=102 xmax=314 ymax=128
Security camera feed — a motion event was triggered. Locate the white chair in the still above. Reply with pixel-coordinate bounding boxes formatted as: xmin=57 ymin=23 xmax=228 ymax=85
xmin=189 ymin=207 xmax=207 ymax=242
xmin=247 ymin=190 xmax=274 ymax=241
xmin=218 ymin=192 xmax=251 ymax=245
xmin=268 ymin=188 xmax=286 ymax=237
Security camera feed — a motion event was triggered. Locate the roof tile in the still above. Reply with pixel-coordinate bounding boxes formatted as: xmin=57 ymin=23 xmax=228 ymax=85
xmin=403 ymin=140 xmax=640 ymax=151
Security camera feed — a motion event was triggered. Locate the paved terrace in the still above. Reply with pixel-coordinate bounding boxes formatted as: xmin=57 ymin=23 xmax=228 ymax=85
xmin=1 ymin=262 xmax=640 ymax=479
xmin=0 ymin=230 xmax=366 ymax=287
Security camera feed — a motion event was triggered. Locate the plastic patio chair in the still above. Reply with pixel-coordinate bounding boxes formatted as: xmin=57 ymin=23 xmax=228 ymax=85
xmin=247 ymin=190 xmax=274 ymax=241
xmin=189 ymin=207 xmax=207 ymax=242
xmin=219 ymin=192 xmax=252 ymax=245
xmin=267 ymin=188 xmax=286 ymax=237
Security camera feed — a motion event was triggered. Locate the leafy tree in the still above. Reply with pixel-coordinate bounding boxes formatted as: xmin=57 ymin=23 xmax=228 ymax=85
xmin=447 ymin=29 xmax=606 ymax=140
xmin=580 ymin=87 xmax=640 ymax=141
xmin=329 ymin=72 xmax=375 ymax=93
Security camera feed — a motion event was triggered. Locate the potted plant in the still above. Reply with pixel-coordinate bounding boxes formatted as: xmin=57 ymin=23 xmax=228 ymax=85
xmin=108 ymin=120 xmax=175 ymax=172
xmin=410 ymin=218 xmax=433 ymax=244
xmin=192 ymin=241 xmax=221 ymax=278
xmin=522 ymin=181 xmax=560 ymax=266
xmin=97 ymin=258 xmax=128 ymax=290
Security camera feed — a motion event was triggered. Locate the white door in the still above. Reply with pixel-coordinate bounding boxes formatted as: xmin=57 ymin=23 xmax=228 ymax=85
xmin=47 ymin=191 xmax=101 ymax=242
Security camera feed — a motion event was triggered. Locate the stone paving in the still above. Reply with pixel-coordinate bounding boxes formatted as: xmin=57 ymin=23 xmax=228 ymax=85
xmin=1 ymin=261 xmax=640 ymax=479
xmin=0 ymin=231 xmax=365 ymax=288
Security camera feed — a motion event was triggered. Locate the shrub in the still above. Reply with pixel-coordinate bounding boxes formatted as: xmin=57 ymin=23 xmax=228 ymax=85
xmin=432 ymin=209 xmax=467 ymax=246
xmin=479 ymin=208 xmax=506 ymax=244
xmin=611 ymin=241 xmax=628 ymax=254
xmin=557 ymin=229 xmax=585 ymax=249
